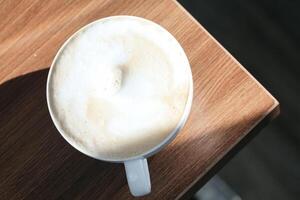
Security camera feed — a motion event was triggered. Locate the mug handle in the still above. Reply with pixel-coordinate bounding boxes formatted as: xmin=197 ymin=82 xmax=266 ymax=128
xmin=124 ymin=158 xmax=151 ymax=196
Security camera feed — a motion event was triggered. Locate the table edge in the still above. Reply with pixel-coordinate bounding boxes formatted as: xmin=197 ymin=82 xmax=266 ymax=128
xmin=173 ymin=1 xmax=280 ymax=198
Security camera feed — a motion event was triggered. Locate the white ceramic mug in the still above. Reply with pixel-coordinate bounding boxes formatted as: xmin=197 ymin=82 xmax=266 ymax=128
xmin=46 ymin=16 xmax=193 ymax=197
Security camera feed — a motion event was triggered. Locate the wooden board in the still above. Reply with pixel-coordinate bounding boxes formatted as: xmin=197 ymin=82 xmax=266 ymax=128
xmin=0 ymin=0 xmax=279 ymax=199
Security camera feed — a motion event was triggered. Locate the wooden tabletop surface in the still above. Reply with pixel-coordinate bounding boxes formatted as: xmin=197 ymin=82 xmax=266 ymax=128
xmin=0 ymin=0 xmax=279 ymax=199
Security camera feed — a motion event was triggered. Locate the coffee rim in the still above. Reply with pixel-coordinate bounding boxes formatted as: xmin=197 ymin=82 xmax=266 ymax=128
xmin=46 ymin=15 xmax=193 ymax=162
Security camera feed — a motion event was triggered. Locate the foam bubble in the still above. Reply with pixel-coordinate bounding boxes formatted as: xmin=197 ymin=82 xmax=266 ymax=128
xmin=48 ymin=16 xmax=191 ymax=160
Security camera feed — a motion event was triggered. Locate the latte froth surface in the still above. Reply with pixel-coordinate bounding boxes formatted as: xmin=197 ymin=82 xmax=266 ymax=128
xmin=48 ymin=16 xmax=191 ymax=160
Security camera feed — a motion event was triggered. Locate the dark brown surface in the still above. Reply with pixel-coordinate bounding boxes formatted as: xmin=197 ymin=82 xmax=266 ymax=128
xmin=0 ymin=0 xmax=278 ymax=199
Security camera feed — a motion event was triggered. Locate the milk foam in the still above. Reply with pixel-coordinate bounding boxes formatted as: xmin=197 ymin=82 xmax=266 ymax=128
xmin=48 ymin=16 xmax=191 ymax=160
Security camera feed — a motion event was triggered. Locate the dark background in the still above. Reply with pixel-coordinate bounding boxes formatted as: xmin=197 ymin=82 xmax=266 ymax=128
xmin=179 ymin=0 xmax=300 ymax=200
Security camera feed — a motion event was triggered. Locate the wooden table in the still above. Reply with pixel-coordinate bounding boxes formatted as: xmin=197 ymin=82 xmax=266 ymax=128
xmin=0 ymin=0 xmax=279 ymax=199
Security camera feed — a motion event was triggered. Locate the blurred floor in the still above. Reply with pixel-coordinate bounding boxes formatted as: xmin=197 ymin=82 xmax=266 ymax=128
xmin=194 ymin=176 xmax=241 ymax=200
xmin=178 ymin=0 xmax=300 ymax=200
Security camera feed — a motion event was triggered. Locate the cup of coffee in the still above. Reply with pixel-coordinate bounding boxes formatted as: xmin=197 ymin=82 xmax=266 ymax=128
xmin=47 ymin=16 xmax=193 ymax=197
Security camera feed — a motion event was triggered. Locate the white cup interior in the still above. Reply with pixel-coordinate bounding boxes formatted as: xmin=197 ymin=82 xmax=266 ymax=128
xmin=46 ymin=16 xmax=193 ymax=162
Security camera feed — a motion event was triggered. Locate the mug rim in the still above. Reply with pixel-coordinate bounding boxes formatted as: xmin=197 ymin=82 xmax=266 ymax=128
xmin=46 ymin=15 xmax=193 ymax=163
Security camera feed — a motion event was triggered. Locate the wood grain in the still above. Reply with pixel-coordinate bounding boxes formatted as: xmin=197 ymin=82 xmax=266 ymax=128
xmin=0 ymin=0 xmax=279 ymax=199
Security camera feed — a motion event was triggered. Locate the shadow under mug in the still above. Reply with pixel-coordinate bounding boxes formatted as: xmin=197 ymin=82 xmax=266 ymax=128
xmin=46 ymin=16 xmax=193 ymax=197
